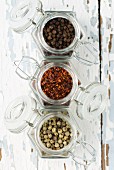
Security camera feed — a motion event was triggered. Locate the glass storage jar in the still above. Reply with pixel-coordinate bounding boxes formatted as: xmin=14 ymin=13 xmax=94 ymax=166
xmin=9 ymin=0 xmax=98 ymax=65
xmin=4 ymin=95 xmax=96 ymax=166
xmin=14 ymin=56 xmax=79 ymax=108
xmin=14 ymin=56 xmax=107 ymax=120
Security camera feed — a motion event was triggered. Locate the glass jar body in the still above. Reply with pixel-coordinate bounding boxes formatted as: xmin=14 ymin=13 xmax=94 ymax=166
xmin=32 ymin=11 xmax=85 ymax=59
xmin=28 ymin=109 xmax=81 ymax=158
xmin=10 ymin=1 xmax=98 ymax=66
xmin=30 ymin=59 xmax=79 ymax=108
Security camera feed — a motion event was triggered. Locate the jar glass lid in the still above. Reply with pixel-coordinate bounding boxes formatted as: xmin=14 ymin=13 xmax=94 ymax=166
xmin=4 ymin=96 xmax=37 ymax=133
xmin=76 ymin=83 xmax=107 ymax=120
xmin=9 ymin=0 xmax=42 ymax=32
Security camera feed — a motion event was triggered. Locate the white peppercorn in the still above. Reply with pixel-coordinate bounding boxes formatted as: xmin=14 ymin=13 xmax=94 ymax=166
xmin=63 ymin=141 xmax=67 ymax=146
xmin=48 ymin=134 xmax=52 ymax=138
xmin=48 ymin=125 xmax=52 ymax=130
xmin=65 ymin=132 xmax=70 ymax=136
xmin=63 ymin=127 xmax=67 ymax=132
xmin=52 ymin=127 xmax=56 ymax=133
xmin=64 ymin=136 xmax=68 ymax=140
xmin=47 ymin=142 xmax=51 ymax=148
xmin=58 ymin=139 xmax=62 ymax=144
xmin=50 ymin=139 xmax=54 ymax=144
xmin=54 ymin=132 xmax=58 ymax=136
xmin=43 ymin=127 xmax=47 ymax=131
xmin=57 ymin=121 xmax=61 ymax=126
xmin=44 ymin=135 xmax=48 ymax=139
xmin=60 ymin=144 xmax=63 ymax=148
xmin=58 ymin=129 xmax=62 ymax=134
xmin=59 ymin=134 xmax=64 ymax=138
xmin=55 ymin=143 xmax=59 ymax=148
xmin=44 ymin=139 xmax=50 ymax=143
xmin=43 ymin=131 xmax=46 ymax=134
xmin=53 ymin=136 xmax=57 ymax=141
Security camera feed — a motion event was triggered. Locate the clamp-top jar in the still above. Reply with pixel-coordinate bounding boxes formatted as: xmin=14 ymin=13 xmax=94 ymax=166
xmin=14 ymin=56 xmax=107 ymax=121
xmin=4 ymin=95 xmax=96 ymax=166
xmin=10 ymin=0 xmax=98 ymax=66
xmin=14 ymin=56 xmax=79 ymax=108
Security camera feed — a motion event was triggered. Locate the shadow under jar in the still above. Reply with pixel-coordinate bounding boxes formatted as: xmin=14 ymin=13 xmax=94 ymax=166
xmin=15 ymin=56 xmax=80 ymax=108
xmin=4 ymin=96 xmax=96 ymax=166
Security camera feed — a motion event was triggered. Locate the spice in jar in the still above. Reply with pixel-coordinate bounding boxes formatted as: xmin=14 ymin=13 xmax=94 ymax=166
xmin=40 ymin=116 xmax=72 ymax=150
xmin=41 ymin=66 xmax=73 ymax=100
xmin=43 ymin=17 xmax=75 ymax=50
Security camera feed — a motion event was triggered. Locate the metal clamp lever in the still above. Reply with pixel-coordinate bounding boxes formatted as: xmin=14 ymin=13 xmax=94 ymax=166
xmin=69 ymin=140 xmax=96 ymax=166
xmin=14 ymin=56 xmax=40 ymax=80
xmin=73 ymin=41 xmax=99 ymax=66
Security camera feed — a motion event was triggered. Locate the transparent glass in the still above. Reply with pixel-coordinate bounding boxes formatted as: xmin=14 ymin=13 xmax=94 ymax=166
xmin=4 ymin=96 xmax=96 ymax=166
xmin=33 ymin=62 xmax=78 ymax=106
xmin=10 ymin=0 xmax=98 ymax=65
xmin=4 ymin=96 xmax=37 ymax=133
xmin=15 ymin=56 xmax=79 ymax=108
xmin=14 ymin=57 xmax=107 ymax=118
xmin=9 ymin=0 xmax=42 ymax=33
xmin=27 ymin=109 xmax=96 ymax=166
xmin=32 ymin=11 xmax=82 ymax=57
xmin=36 ymin=112 xmax=77 ymax=155
xmin=75 ymin=82 xmax=107 ymax=120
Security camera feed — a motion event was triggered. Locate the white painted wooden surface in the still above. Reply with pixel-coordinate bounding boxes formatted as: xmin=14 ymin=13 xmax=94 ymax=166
xmin=0 ymin=0 xmax=111 ymax=170
xmin=101 ymin=0 xmax=114 ymax=170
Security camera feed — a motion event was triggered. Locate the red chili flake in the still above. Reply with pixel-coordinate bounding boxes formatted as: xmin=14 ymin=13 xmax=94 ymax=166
xmin=41 ymin=66 xmax=73 ymax=100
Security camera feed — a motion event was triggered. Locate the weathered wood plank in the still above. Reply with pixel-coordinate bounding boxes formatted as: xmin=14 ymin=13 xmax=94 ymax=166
xmin=101 ymin=0 xmax=114 ymax=170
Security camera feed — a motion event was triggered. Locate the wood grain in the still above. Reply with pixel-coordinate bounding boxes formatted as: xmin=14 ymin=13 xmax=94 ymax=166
xmin=100 ymin=0 xmax=114 ymax=169
xmin=0 ymin=149 xmax=2 ymax=161
xmin=0 ymin=0 xmax=105 ymax=170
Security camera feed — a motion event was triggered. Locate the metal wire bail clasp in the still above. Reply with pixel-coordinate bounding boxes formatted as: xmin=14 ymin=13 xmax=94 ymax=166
xmin=69 ymin=140 xmax=96 ymax=166
xmin=73 ymin=40 xmax=99 ymax=66
xmin=29 ymin=0 xmax=46 ymax=26
xmin=14 ymin=56 xmax=40 ymax=80
xmin=36 ymin=0 xmax=45 ymax=15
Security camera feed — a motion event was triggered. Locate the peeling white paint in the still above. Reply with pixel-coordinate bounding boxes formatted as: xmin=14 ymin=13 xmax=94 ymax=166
xmin=0 ymin=0 xmax=103 ymax=170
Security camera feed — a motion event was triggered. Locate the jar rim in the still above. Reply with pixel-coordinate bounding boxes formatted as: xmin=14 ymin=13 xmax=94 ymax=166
xmin=35 ymin=113 xmax=77 ymax=155
xmin=36 ymin=62 xmax=78 ymax=105
xmin=37 ymin=12 xmax=81 ymax=54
